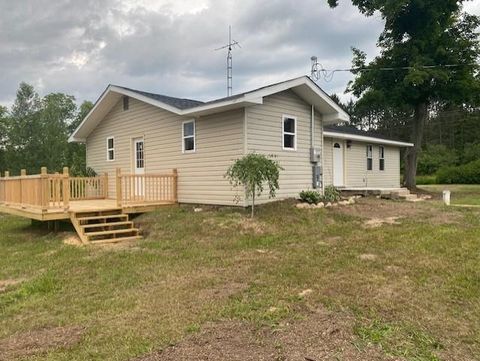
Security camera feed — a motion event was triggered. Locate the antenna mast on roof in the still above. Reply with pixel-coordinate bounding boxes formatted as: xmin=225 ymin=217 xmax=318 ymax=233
xmin=215 ymin=26 xmax=241 ymax=96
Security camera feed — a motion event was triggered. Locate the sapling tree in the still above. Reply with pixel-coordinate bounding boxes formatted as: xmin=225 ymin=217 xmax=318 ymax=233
xmin=226 ymin=153 xmax=282 ymax=217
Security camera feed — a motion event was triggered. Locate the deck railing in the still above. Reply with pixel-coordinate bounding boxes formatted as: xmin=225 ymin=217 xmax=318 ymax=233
xmin=116 ymin=168 xmax=177 ymax=206
xmin=0 ymin=167 xmax=177 ymax=211
xmin=0 ymin=167 xmax=108 ymax=211
xmin=70 ymin=175 xmax=108 ymax=201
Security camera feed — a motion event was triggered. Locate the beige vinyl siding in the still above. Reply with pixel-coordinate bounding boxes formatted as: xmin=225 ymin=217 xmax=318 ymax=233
xmin=246 ymin=90 xmax=322 ymax=203
xmin=323 ymin=138 xmax=334 ymax=186
xmin=86 ymin=97 xmax=245 ymax=205
xmin=324 ymin=137 xmax=401 ymax=188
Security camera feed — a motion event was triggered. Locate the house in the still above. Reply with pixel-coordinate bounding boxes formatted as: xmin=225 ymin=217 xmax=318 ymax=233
xmin=69 ymin=76 xmax=414 ymax=207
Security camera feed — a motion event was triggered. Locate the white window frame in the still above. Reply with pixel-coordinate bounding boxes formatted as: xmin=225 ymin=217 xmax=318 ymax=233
xmin=366 ymin=144 xmax=373 ymax=171
xmin=182 ymin=119 xmax=196 ymax=153
xmin=379 ymin=145 xmax=385 ymax=171
xmin=282 ymin=114 xmax=297 ymax=151
xmin=106 ymin=136 xmax=115 ymax=161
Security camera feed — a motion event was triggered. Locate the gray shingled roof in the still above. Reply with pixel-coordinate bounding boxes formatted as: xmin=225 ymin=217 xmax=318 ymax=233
xmin=324 ymin=125 xmax=407 ymax=143
xmin=116 ymin=86 xmax=205 ymax=110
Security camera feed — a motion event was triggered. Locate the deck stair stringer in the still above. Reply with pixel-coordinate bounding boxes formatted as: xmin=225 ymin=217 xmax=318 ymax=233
xmin=70 ymin=208 xmax=142 ymax=244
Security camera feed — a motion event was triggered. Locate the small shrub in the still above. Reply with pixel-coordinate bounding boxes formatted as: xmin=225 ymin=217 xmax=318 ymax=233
xmin=322 ymin=185 xmax=341 ymax=203
xmin=437 ymin=160 xmax=480 ymax=184
xmin=299 ymin=190 xmax=322 ymax=204
xmin=416 ymin=175 xmax=438 ymax=185
xmin=225 ymin=153 xmax=283 ymax=217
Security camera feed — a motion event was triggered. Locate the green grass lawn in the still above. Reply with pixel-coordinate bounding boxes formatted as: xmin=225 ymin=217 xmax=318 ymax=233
xmin=1 ymin=187 xmax=480 ymax=360
xmin=419 ymin=184 xmax=480 ymax=205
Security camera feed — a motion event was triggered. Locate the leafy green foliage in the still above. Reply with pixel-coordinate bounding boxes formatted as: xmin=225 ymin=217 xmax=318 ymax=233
xmin=225 ymin=153 xmax=282 ymax=217
xmin=416 ymin=175 xmax=438 ymax=185
xmin=329 ymin=0 xmax=480 ymax=188
xmin=417 ymin=144 xmax=458 ymax=175
xmin=299 ymin=190 xmax=322 ymax=204
xmin=463 ymin=142 xmax=480 ymax=164
xmin=322 ymin=185 xmax=341 ymax=203
xmin=1 ymin=82 xmax=92 ymax=176
xmin=437 ymin=160 xmax=480 ymax=184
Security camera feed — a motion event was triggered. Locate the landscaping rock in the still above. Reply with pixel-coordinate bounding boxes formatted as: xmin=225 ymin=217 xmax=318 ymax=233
xmin=314 ymin=202 xmax=325 ymax=208
xmin=325 ymin=202 xmax=332 ymax=208
xmin=296 ymin=203 xmax=311 ymax=209
xmin=194 ymin=208 xmax=203 ymax=212
xmin=338 ymin=200 xmax=349 ymax=206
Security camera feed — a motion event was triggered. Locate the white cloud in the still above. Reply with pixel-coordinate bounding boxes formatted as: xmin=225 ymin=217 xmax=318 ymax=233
xmin=0 ymin=0 xmax=385 ymax=105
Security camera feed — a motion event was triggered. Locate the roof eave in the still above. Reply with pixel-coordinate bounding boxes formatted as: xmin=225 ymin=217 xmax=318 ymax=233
xmin=323 ymin=131 xmax=414 ymax=147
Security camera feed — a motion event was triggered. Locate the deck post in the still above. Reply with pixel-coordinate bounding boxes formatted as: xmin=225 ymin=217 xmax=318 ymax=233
xmin=116 ymin=168 xmax=122 ymax=207
xmin=173 ymin=168 xmax=178 ymax=203
xmin=4 ymin=171 xmax=9 ymax=205
xmin=40 ymin=167 xmax=48 ymax=212
xmin=63 ymin=167 xmax=70 ymax=211
xmin=20 ymin=169 xmax=26 ymax=207
xmin=104 ymin=172 xmax=109 ymax=199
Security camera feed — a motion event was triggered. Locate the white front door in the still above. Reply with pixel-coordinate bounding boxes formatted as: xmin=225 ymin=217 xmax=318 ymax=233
xmin=333 ymin=141 xmax=344 ymax=187
xmin=133 ymin=138 xmax=145 ymax=197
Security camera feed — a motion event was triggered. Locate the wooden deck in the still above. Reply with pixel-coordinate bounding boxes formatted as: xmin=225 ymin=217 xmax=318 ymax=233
xmin=0 ymin=199 xmax=175 ymax=221
xmin=0 ymin=167 xmax=177 ymax=221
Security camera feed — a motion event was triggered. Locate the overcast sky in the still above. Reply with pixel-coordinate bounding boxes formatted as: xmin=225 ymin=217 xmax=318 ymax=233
xmin=1 ymin=0 xmax=479 ymax=107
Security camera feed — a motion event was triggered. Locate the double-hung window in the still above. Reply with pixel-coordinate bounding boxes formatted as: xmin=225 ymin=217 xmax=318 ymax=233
xmin=366 ymin=145 xmax=373 ymax=170
xmin=282 ymin=115 xmax=296 ymax=150
xmin=107 ymin=137 xmax=115 ymax=161
xmin=379 ymin=146 xmax=385 ymax=171
xmin=182 ymin=120 xmax=195 ymax=152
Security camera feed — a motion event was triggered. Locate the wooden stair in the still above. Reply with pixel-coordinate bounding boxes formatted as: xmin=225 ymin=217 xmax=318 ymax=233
xmin=70 ymin=208 xmax=142 ymax=244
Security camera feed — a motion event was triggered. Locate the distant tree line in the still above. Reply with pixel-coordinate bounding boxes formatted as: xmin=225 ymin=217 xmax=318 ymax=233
xmin=0 ymin=82 xmax=92 ymax=176
xmin=331 ymin=94 xmax=480 ymax=181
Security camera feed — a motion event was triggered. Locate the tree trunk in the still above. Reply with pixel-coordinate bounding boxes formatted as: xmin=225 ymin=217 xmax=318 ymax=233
xmin=404 ymin=102 xmax=428 ymax=190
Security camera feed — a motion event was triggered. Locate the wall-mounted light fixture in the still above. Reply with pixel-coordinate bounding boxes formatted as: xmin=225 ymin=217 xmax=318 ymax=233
xmin=346 ymin=140 xmax=352 ymax=148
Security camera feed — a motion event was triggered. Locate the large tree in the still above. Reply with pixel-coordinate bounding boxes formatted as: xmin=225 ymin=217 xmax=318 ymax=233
xmin=5 ymin=82 xmax=42 ymax=174
xmin=328 ymin=0 xmax=480 ymax=188
xmin=0 ymin=106 xmax=8 ymax=172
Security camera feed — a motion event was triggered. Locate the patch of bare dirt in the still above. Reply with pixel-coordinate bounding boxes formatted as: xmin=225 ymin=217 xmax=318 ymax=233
xmin=0 ymin=279 xmax=25 ymax=293
xmin=61 ymin=232 xmax=82 ymax=246
xmin=197 ymin=281 xmax=248 ymax=301
xmin=0 ymin=326 xmax=84 ymax=361
xmin=337 ymin=197 xmax=463 ymax=225
xmin=201 ymin=214 xmax=269 ymax=235
xmin=363 ymin=217 xmax=402 ymax=228
xmin=359 ymin=253 xmax=378 ymax=261
xmin=133 ymin=307 xmax=401 ymax=361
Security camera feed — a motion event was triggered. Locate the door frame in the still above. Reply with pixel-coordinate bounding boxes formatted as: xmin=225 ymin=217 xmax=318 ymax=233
xmin=332 ymin=139 xmax=345 ymax=187
xmin=131 ymin=136 xmax=145 ymax=174
xmin=132 ymin=136 xmax=145 ymax=197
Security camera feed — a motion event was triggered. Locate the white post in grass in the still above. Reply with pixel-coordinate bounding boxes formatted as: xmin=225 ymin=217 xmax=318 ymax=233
xmin=443 ymin=190 xmax=451 ymax=206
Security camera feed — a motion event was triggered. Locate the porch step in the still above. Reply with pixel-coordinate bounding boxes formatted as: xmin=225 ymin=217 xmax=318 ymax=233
xmin=86 ymin=228 xmax=140 ymax=237
xmin=89 ymin=235 xmax=143 ymax=245
xmin=70 ymin=209 xmax=142 ymax=245
xmin=77 ymin=214 xmax=128 ymax=222
xmin=81 ymin=221 xmax=133 ymax=230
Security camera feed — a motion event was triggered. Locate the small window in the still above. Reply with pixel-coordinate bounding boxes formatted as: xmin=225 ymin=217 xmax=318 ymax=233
xmin=282 ymin=115 xmax=296 ymax=150
xmin=379 ymin=146 xmax=385 ymax=171
xmin=107 ymin=137 xmax=115 ymax=161
xmin=123 ymin=96 xmax=129 ymax=111
xmin=136 ymin=141 xmax=144 ymax=169
xmin=182 ymin=120 xmax=195 ymax=152
xmin=366 ymin=145 xmax=373 ymax=170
